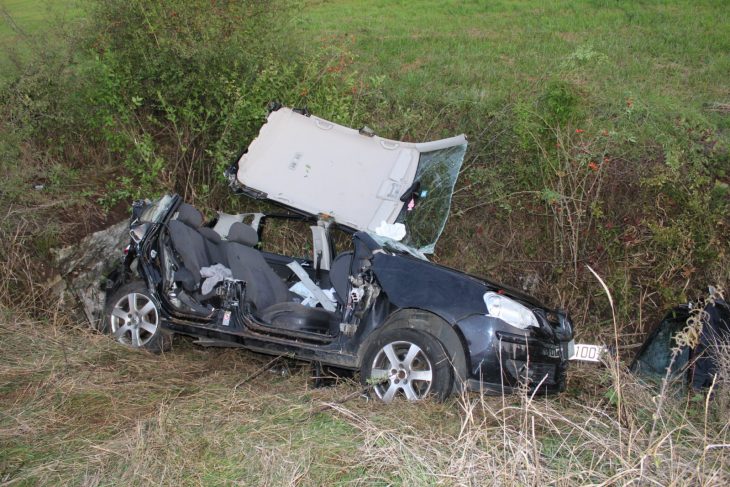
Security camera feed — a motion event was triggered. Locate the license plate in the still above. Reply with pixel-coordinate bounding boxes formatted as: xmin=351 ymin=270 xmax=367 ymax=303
xmin=568 ymin=342 xmax=606 ymax=362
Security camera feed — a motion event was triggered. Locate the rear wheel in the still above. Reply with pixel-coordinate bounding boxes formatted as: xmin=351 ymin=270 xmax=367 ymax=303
xmin=361 ymin=328 xmax=452 ymax=402
xmin=102 ymin=281 xmax=171 ymax=353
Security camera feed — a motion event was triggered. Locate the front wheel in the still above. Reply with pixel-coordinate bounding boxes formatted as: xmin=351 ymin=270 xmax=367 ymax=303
xmin=361 ymin=328 xmax=452 ymax=402
xmin=102 ymin=281 xmax=171 ymax=353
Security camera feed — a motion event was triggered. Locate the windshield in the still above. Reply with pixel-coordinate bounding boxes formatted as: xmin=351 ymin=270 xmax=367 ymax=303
xmin=138 ymin=194 xmax=176 ymax=223
xmin=368 ymin=233 xmax=429 ymax=260
xmin=395 ymin=143 xmax=467 ymax=254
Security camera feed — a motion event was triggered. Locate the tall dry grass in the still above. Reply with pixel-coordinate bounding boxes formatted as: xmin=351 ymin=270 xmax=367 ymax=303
xmin=2 ymin=298 xmax=728 ymax=485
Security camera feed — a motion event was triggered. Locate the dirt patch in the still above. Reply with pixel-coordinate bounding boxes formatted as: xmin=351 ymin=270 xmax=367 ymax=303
xmin=400 ymin=58 xmax=426 ymax=74
xmin=556 ymin=31 xmax=581 ymax=43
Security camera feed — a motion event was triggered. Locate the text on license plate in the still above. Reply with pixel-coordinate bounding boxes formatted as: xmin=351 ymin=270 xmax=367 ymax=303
xmin=569 ymin=343 xmax=606 ymax=362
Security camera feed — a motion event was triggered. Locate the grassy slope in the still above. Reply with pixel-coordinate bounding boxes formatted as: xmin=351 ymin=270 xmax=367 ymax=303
xmin=1 ymin=1 xmax=729 ymax=484
xmin=299 ymin=0 xmax=730 ymax=340
xmin=298 ymin=0 xmax=729 ymax=129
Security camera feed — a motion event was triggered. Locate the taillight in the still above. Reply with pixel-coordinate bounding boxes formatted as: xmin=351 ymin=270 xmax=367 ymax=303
xmin=123 ymin=245 xmax=130 ymax=255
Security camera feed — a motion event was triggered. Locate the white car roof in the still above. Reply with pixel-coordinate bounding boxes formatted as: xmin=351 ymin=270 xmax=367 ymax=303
xmin=236 ymin=107 xmax=467 ymax=237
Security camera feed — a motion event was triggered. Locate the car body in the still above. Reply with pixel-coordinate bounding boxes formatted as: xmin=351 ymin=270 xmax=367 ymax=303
xmin=103 ymin=106 xmax=574 ymax=401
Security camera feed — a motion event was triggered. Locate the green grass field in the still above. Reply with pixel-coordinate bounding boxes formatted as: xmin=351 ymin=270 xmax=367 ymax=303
xmin=5 ymin=0 xmax=726 ymax=124
xmin=0 ymin=0 xmax=83 ymax=39
xmin=1 ymin=0 xmax=83 ymax=76
xmin=0 ymin=0 xmax=49 ymax=37
xmin=298 ymin=0 xmax=729 ymax=134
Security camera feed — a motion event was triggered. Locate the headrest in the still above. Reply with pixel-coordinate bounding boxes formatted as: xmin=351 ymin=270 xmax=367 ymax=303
xmin=228 ymin=222 xmax=258 ymax=247
xmin=176 ymin=203 xmax=203 ymax=228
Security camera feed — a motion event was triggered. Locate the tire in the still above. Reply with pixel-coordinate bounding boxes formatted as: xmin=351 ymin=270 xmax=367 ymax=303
xmin=102 ymin=281 xmax=171 ymax=353
xmin=360 ymin=327 xmax=453 ymax=402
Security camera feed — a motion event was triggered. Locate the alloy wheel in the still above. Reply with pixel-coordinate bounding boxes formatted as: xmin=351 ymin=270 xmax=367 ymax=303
xmin=109 ymin=292 xmax=159 ymax=348
xmin=370 ymin=341 xmax=433 ymax=402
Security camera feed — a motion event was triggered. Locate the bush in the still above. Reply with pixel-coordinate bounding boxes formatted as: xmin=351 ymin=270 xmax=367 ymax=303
xmin=0 ymin=0 xmax=372 ymax=307
xmin=77 ymin=0 xmax=373 ymax=207
xmin=444 ymin=79 xmax=729 ymax=337
xmin=2 ymin=0 xmax=372 ymax=210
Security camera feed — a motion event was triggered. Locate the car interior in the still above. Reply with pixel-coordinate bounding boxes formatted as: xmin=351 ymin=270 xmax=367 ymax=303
xmin=163 ymin=203 xmax=354 ymax=336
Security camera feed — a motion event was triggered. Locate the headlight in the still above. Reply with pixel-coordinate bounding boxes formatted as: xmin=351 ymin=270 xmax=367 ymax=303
xmin=483 ymin=291 xmax=539 ymax=330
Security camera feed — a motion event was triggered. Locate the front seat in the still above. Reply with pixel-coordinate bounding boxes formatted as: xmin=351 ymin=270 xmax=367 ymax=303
xmin=225 ymin=222 xmax=291 ymax=312
xmin=225 ymin=223 xmax=340 ymax=335
xmin=167 ymin=203 xmax=210 ymax=292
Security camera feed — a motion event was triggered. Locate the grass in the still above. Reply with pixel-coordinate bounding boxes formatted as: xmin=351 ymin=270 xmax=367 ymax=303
xmin=298 ymin=0 xmax=729 ymax=129
xmin=0 ymin=0 xmax=84 ymax=38
xmin=0 ymin=0 xmax=51 ymax=39
xmin=0 ymin=0 xmax=83 ymax=77
xmin=0 ymin=308 xmax=362 ymax=485
xmin=1 ymin=307 xmax=728 ymax=485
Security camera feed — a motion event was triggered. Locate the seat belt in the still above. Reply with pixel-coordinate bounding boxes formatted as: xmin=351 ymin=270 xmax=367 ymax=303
xmin=286 ymin=261 xmax=336 ymax=312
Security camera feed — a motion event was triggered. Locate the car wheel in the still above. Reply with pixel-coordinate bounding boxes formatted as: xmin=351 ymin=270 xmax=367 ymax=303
xmin=361 ymin=328 xmax=452 ymax=402
xmin=102 ymin=281 xmax=171 ymax=353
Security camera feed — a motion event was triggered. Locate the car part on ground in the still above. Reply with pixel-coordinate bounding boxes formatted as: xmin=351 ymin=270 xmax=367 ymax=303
xmin=52 ymin=220 xmax=130 ymax=328
xmin=631 ymin=297 xmax=729 ymax=390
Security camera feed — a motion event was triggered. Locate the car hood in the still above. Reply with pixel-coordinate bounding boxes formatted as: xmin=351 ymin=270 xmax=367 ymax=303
xmin=234 ymin=107 xmax=467 ymax=253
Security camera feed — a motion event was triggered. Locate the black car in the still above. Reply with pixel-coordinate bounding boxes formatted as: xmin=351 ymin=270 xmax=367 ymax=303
xmin=102 ymin=106 xmax=574 ymax=401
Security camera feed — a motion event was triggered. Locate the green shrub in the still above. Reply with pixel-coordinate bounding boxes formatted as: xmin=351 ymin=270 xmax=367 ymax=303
xmin=3 ymin=0 xmax=372 ymax=210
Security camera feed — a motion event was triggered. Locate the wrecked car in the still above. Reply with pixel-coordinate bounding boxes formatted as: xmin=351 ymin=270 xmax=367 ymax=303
xmin=102 ymin=106 xmax=574 ymax=401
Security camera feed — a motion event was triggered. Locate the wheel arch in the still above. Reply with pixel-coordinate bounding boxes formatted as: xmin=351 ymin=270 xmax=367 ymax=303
xmin=359 ymin=308 xmax=469 ymax=392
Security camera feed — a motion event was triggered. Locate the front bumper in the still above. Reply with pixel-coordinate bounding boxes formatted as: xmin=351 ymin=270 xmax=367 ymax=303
xmin=456 ymin=311 xmax=573 ymax=394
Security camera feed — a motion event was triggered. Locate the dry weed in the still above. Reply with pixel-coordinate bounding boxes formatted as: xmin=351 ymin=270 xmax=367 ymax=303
xmin=1 ymin=307 xmax=728 ymax=485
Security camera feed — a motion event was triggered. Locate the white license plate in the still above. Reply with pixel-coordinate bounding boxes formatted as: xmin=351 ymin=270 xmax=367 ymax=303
xmin=568 ymin=342 xmax=606 ymax=362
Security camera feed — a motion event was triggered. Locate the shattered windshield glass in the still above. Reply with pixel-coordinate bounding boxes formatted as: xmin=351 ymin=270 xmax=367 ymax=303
xmin=395 ymin=143 xmax=467 ymax=254
xmin=139 ymin=194 xmax=175 ymax=223
xmin=368 ymin=233 xmax=429 ymax=261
